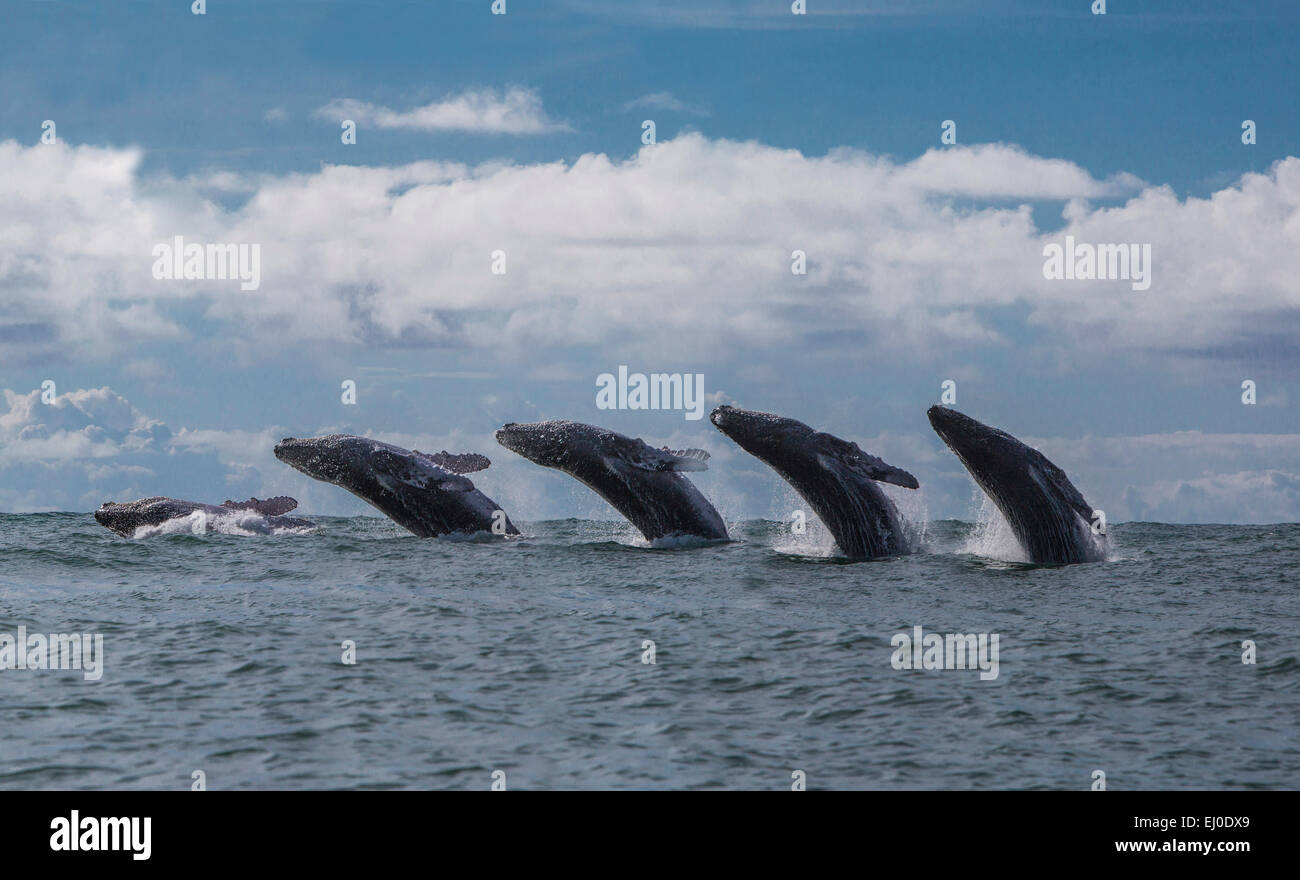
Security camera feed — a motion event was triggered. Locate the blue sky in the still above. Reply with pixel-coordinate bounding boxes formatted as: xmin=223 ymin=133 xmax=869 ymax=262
xmin=1 ymin=0 xmax=1297 ymax=522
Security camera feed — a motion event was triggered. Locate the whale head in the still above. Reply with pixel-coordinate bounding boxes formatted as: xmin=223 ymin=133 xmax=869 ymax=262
xmin=709 ymin=405 xmax=814 ymax=460
xmin=93 ymin=500 xmax=134 ymax=535
xmin=926 ymin=405 xmax=1032 ymax=488
xmin=93 ymin=497 xmax=175 ymax=537
xmin=274 ymin=435 xmax=377 ymax=486
xmin=494 ymin=420 xmax=587 ymax=468
xmin=927 ymin=404 xmax=1053 ymax=515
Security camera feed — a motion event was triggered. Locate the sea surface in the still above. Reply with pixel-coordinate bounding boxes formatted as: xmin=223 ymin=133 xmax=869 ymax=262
xmin=0 ymin=511 xmax=1296 ymax=790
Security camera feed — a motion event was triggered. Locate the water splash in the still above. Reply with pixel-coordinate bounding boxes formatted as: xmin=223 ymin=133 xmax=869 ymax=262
xmin=771 ymin=511 xmax=841 ymax=558
xmin=131 ymin=510 xmax=315 ymax=539
xmin=882 ymin=483 xmax=928 ymax=554
xmin=959 ymin=491 xmax=1029 ymax=563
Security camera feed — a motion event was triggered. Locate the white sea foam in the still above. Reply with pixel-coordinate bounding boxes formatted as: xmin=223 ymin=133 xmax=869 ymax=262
xmin=131 ymin=509 xmax=314 ymax=538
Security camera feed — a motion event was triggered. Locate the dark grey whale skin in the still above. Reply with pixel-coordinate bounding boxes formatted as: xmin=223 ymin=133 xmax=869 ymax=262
xmin=710 ymin=405 xmax=918 ymax=559
xmin=495 ymin=420 xmax=728 ymax=543
xmin=93 ymin=496 xmax=314 ymax=537
xmin=274 ymin=434 xmax=518 ymax=538
xmin=927 ymin=405 xmax=1108 ymax=565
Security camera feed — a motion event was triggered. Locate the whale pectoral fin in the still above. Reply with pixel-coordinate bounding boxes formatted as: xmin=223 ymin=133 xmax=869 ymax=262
xmin=816 ymin=433 xmax=919 ymax=489
xmin=624 ymin=441 xmax=710 ymax=472
xmin=858 ymin=455 xmax=919 ymax=489
xmin=413 ymin=450 xmax=491 ymax=474
xmin=659 ymin=446 xmax=710 ymax=471
xmin=222 ymin=496 xmax=299 ymax=515
xmin=642 ymin=441 xmax=707 ymax=470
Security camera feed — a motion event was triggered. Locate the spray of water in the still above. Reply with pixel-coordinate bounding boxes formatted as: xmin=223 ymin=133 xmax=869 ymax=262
xmin=882 ymin=483 xmax=928 ymax=553
xmin=132 ymin=510 xmax=315 ymax=539
xmin=959 ymin=490 xmax=1029 ymax=563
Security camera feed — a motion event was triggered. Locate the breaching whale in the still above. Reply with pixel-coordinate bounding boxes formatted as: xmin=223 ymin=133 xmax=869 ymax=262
xmin=94 ymin=496 xmax=313 ymax=537
xmin=710 ymin=405 xmax=919 ymax=558
xmin=273 ymin=434 xmax=517 ymax=538
xmin=927 ymin=405 xmax=1107 ymax=564
xmin=494 ymin=420 xmax=728 ymax=543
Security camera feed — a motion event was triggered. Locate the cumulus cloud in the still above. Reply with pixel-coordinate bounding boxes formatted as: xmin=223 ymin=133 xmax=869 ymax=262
xmin=1 ymin=135 xmax=1297 ymax=378
xmin=0 ymin=387 xmax=171 ymax=463
xmin=314 ymin=87 xmax=570 ymax=134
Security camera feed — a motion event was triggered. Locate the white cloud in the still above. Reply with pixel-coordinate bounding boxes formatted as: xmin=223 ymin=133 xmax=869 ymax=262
xmin=314 ymin=87 xmax=570 ymax=134
xmin=1 ymin=135 xmax=1297 ymax=379
xmin=1124 ymin=470 xmax=1300 ymax=525
xmin=941 ymin=430 xmax=1300 ymax=525
xmin=622 ymin=91 xmax=711 ymax=116
xmin=0 ymin=387 xmax=170 ymax=462
xmin=897 ymin=143 xmax=1144 ymax=198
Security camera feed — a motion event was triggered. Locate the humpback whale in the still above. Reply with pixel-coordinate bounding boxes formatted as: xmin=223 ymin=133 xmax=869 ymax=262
xmin=273 ymin=434 xmax=517 ymax=538
xmin=710 ymin=405 xmax=918 ymax=558
xmin=927 ymin=406 xmax=1107 ymax=564
xmin=94 ymin=496 xmax=313 ymax=537
xmin=494 ymin=420 xmax=728 ymax=543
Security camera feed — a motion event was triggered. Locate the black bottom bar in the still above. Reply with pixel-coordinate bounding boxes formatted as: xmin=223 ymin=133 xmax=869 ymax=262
xmin=0 ymin=791 xmax=1278 ymax=866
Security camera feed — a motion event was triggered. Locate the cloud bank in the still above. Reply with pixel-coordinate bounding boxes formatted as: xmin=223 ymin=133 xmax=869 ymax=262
xmin=2 ymin=134 xmax=1294 ymax=376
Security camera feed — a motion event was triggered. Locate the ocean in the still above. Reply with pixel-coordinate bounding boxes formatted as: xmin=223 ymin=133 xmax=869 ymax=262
xmin=1 ymin=512 xmax=1296 ymax=790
